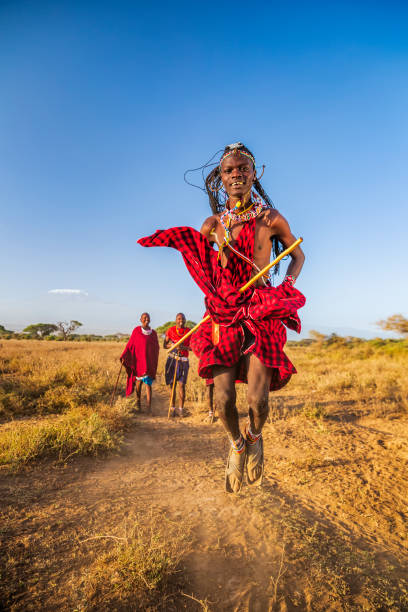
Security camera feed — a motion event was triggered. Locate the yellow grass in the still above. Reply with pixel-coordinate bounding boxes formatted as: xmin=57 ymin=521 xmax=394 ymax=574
xmin=1 ymin=338 xmax=408 ymax=610
xmin=1 ymin=338 xmax=407 ymax=470
xmin=78 ymin=512 xmax=192 ymax=611
xmin=0 ymin=341 xmax=134 ymax=469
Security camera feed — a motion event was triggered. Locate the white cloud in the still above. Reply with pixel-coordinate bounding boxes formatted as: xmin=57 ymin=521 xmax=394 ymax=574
xmin=48 ymin=289 xmax=89 ymax=296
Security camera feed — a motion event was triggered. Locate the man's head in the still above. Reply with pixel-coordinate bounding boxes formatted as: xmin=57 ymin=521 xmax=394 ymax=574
xmin=175 ymin=313 xmax=186 ymax=328
xmin=205 ymin=142 xmax=271 ymax=214
xmin=219 ymin=145 xmax=256 ymax=202
xmin=140 ymin=312 xmax=150 ymax=329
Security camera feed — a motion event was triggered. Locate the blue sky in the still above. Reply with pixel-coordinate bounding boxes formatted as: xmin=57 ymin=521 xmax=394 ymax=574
xmin=1 ymin=1 xmax=407 ymax=337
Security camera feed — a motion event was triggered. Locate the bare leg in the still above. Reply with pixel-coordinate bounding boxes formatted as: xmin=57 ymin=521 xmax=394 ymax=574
xmin=214 ymin=365 xmax=246 ymax=493
xmin=145 ymin=384 xmax=152 ymax=414
xmin=208 ymin=383 xmax=214 ymax=411
xmin=205 ymin=383 xmax=215 ymax=422
xmin=245 ymin=353 xmax=272 ymax=484
xmin=246 ymin=353 xmax=272 ymax=433
xmin=135 ymin=380 xmax=142 ymax=410
xmin=213 ymin=365 xmax=239 ymax=438
xmin=167 ymin=384 xmax=176 ymax=417
xmin=178 ymin=382 xmax=186 ymax=409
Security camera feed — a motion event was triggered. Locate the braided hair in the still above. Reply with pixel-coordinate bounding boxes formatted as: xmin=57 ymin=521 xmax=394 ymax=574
xmin=204 ymin=143 xmax=283 ymax=271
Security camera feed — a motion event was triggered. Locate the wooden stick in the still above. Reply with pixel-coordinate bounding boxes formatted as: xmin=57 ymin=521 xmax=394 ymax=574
xmin=109 ymin=363 xmax=123 ymax=408
xmin=167 ymin=237 xmax=303 ymax=353
xmin=168 ymin=354 xmax=179 ymax=418
xmin=239 ymin=237 xmax=303 ymax=292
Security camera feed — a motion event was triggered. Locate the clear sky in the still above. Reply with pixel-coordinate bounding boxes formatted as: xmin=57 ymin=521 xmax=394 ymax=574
xmin=1 ymin=1 xmax=407 ymax=337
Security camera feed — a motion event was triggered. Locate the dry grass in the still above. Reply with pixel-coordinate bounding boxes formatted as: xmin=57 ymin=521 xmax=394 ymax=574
xmin=0 ymin=341 xmax=134 ymax=470
xmin=1 ymin=338 xmax=408 ymax=610
xmin=0 ymin=340 xmax=118 ymax=420
xmin=77 ymin=513 xmax=192 ymax=611
xmin=0 ymin=402 xmax=132 ymax=469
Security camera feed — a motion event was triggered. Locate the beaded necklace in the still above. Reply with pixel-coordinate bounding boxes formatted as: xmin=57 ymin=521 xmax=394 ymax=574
xmin=218 ymin=192 xmax=268 ymax=255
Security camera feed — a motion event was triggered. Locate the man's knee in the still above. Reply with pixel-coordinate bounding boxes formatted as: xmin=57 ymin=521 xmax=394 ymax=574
xmin=215 ymin=388 xmax=235 ymax=415
xmin=247 ymin=390 xmax=269 ymax=416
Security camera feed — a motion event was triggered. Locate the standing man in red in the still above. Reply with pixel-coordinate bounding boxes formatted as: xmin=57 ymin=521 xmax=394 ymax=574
xmin=120 ymin=312 xmax=159 ymax=414
xmin=164 ymin=313 xmax=191 ymax=417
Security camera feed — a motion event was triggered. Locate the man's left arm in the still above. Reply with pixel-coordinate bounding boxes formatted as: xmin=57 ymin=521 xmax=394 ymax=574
xmin=268 ymin=211 xmax=305 ymax=282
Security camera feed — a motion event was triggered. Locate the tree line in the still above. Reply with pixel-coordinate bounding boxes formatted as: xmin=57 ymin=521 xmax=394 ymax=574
xmin=1 ymin=314 xmax=406 ymax=342
xmin=0 ymin=318 xmax=198 ymax=342
xmin=0 ymin=321 xmax=128 ymax=342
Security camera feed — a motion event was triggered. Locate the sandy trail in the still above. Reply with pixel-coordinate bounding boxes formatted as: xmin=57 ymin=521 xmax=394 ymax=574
xmin=1 ymin=389 xmax=408 ymax=610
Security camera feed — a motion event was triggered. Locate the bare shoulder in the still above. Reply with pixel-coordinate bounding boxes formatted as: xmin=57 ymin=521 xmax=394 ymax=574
xmin=261 ymin=208 xmax=285 ymax=228
xmin=200 ymin=214 xmax=219 ymax=237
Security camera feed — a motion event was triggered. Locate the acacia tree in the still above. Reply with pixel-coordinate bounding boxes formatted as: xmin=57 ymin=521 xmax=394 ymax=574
xmin=309 ymin=330 xmax=327 ymax=343
xmin=0 ymin=324 xmax=14 ymax=338
xmin=23 ymin=323 xmax=58 ymax=338
xmin=56 ymin=320 xmax=83 ymax=340
xmin=376 ymin=314 xmax=408 ymax=338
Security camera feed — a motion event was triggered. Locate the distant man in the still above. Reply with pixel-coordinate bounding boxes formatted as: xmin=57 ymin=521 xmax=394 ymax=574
xmin=120 ymin=312 xmax=159 ymax=414
xmin=164 ymin=313 xmax=191 ymax=417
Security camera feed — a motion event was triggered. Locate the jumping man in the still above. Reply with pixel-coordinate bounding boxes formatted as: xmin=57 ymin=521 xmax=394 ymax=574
xmin=138 ymin=142 xmax=305 ymax=492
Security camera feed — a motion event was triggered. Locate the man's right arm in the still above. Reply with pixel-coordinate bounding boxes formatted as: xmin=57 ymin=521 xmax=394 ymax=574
xmin=163 ymin=333 xmax=172 ymax=350
xmin=200 ymin=216 xmax=217 ymax=244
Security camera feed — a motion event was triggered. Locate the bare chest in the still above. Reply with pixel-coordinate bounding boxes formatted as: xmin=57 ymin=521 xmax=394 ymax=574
xmin=212 ymin=217 xmax=273 ymax=268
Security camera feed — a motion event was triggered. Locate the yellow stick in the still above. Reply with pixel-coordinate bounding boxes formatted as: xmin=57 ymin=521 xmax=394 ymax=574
xmin=239 ymin=237 xmax=303 ymax=292
xmin=167 ymin=237 xmax=303 ymax=353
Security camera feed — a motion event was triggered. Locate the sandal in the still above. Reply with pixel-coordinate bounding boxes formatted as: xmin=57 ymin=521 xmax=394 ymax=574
xmin=246 ymin=436 xmax=264 ymax=486
xmin=225 ymin=445 xmax=247 ymax=494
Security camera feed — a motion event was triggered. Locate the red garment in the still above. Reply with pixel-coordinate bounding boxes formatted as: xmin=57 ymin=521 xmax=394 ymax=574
xmin=120 ymin=326 xmax=159 ymax=396
xmin=165 ymin=325 xmax=191 ymax=358
xmin=138 ymin=220 xmax=306 ymax=390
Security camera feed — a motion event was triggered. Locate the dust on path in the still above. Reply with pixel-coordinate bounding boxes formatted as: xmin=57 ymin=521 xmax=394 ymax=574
xmin=1 ymin=390 xmax=408 ymax=611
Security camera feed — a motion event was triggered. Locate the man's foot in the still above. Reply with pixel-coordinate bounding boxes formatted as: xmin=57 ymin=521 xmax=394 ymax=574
xmin=225 ymin=435 xmax=247 ymax=494
xmin=204 ymin=411 xmax=215 ymax=424
xmin=169 ymin=407 xmax=176 ymax=418
xmin=129 ymin=398 xmax=141 ymax=414
xmin=245 ymin=426 xmax=264 ymax=486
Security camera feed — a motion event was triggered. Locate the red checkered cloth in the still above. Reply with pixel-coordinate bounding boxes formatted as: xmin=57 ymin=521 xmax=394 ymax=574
xmin=138 ymin=220 xmax=306 ymax=390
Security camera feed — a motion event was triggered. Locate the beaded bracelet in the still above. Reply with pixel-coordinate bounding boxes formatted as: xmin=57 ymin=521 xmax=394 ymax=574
xmin=284 ymin=274 xmax=296 ymax=286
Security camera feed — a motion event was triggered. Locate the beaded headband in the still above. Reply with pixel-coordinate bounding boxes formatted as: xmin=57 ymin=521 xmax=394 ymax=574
xmin=219 ymin=142 xmax=255 ymax=168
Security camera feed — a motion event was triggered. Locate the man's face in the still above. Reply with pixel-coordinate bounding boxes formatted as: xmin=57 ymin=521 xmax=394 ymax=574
xmin=220 ymin=154 xmax=255 ymax=200
xmin=140 ymin=313 xmax=150 ymax=328
xmin=175 ymin=313 xmax=186 ymax=328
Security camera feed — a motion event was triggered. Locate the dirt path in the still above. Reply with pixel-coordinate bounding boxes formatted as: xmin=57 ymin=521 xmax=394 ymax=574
xmin=1 ymin=390 xmax=408 ymax=610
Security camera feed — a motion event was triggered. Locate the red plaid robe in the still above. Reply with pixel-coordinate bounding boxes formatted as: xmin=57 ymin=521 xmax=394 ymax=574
xmin=138 ymin=220 xmax=306 ymax=390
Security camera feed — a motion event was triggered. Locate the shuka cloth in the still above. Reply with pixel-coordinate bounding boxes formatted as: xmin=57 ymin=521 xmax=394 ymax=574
xmin=165 ymin=325 xmax=191 ymax=358
xmin=120 ymin=326 xmax=159 ymax=396
xmin=138 ymin=219 xmax=306 ymax=391
xmin=165 ymin=354 xmax=190 ymax=385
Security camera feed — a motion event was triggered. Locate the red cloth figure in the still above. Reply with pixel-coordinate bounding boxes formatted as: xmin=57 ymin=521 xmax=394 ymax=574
xmin=165 ymin=325 xmax=191 ymax=358
xmin=120 ymin=326 xmax=159 ymax=396
xmin=138 ymin=220 xmax=306 ymax=391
